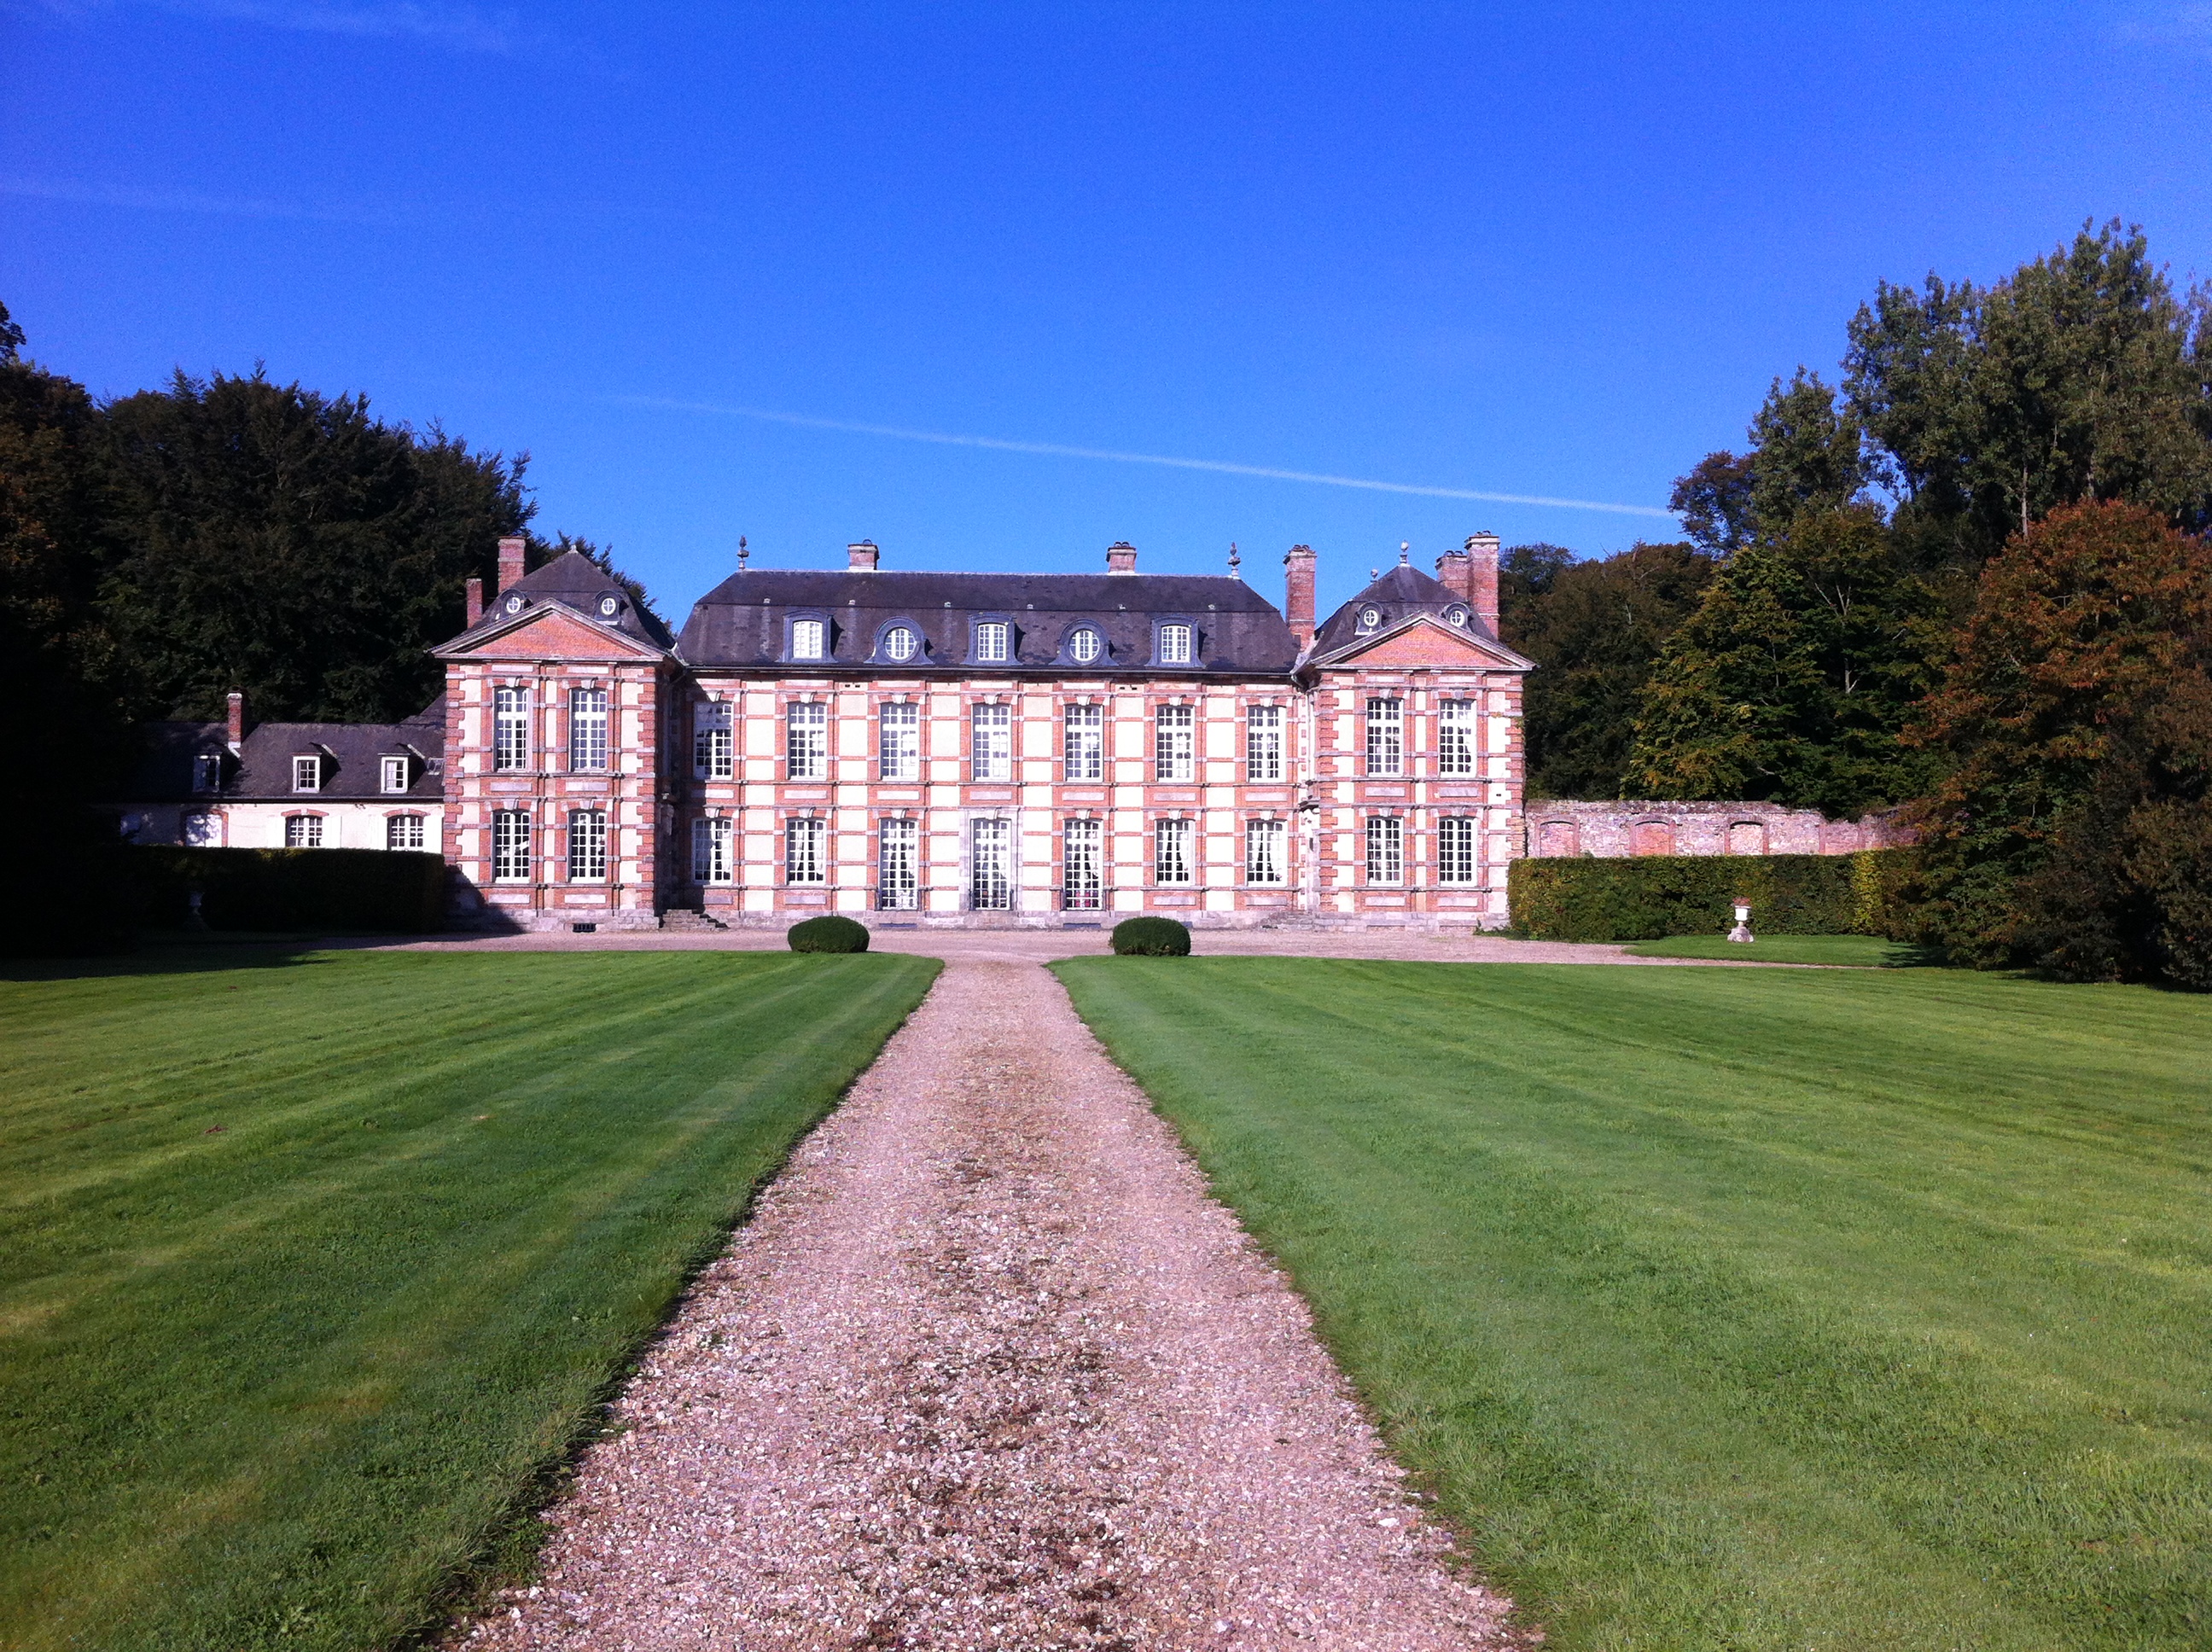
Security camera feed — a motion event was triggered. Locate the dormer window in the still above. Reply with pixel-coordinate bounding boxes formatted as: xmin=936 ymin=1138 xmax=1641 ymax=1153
xmin=975 ymin=621 xmax=1011 ymax=663
xmin=380 ymin=756 xmax=410 ymax=794
xmin=1068 ymin=626 xmax=1103 ymax=664
xmin=884 ymin=625 xmax=919 ymax=662
xmin=1445 ymin=606 xmax=1470 ymax=627
xmin=597 ymin=593 xmax=622 ymax=619
xmin=1157 ymin=623 xmax=1195 ymax=665
xmin=1359 ymin=607 xmax=1381 ymax=631
xmin=791 ymin=618 xmax=827 ymax=660
xmin=191 ymin=752 xmax=222 ymax=794
xmin=291 ymin=755 xmax=322 ymax=794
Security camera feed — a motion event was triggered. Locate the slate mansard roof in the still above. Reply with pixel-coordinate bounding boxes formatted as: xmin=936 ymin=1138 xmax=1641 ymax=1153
xmin=125 ymin=699 xmax=446 ymax=804
xmin=675 ymin=569 xmax=1300 ymax=675
xmin=1307 ymin=562 xmax=1531 ymax=669
xmin=443 ymin=550 xmax=678 ymax=653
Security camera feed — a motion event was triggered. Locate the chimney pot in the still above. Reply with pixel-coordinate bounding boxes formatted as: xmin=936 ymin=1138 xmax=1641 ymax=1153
xmin=1106 ymin=541 xmax=1138 ymax=574
xmin=1462 ymin=531 xmax=1501 ymax=634
xmin=465 ymin=577 xmax=484 ymax=627
xmin=1283 ymin=544 xmax=1317 ymax=650
xmin=847 ymin=540 xmax=881 ymax=572
xmin=226 ymin=689 xmax=247 ymax=753
xmin=496 ymin=536 xmax=527 ymax=595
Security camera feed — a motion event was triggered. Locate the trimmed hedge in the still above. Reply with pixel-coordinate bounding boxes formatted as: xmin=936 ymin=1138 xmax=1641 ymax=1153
xmin=131 ymin=846 xmax=447 ymax=934
xmin=1508 ymin=849 xmax=1916 ymax=943
xmin=787 ymin=914 xmax=870 ymax=953
xmin=1111 ymin=916 xmax=1192 ymax=957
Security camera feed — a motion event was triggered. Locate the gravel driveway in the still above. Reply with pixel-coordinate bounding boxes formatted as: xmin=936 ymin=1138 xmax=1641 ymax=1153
xmin=456 ymin=960 xmax=1518 ymax=1650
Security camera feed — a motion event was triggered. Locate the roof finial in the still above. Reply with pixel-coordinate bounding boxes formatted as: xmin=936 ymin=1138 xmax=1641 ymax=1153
xmin=1399 ymin=541 xmax=1410 ymax=565
xmin=737 ymin=535 xmax=748 ymax=571
xmin=1228 ymin=541 xmax=1241 ymax=579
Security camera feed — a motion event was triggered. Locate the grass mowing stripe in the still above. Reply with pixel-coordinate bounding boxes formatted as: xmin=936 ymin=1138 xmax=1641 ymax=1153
xmin=1054 ymin=957 xmax=2212 ymax=1652
xmin=0 ymin=948 xmax=937 ymax=1652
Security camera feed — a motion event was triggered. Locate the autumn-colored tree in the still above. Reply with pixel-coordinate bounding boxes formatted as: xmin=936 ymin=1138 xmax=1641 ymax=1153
xmin=1907 ymin=500 xmax=2212 ymax=983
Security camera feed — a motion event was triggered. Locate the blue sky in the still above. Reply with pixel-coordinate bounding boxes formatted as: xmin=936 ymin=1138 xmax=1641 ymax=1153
xmin=5 ymin=3 xmax=2210 ymax=617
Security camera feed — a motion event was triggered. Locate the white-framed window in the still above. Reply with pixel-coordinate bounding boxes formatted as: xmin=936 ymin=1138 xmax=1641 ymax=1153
xmin=692 ymin=816 xmax=734 ymax=884
xmin=291 ymin=755 xmax=321 ymax=793
xmin=191 ymin=753 xmax=222 ymax=793
xmin=1154 ymin=817 xmax=1193 ymax=885
xmin=1358 ymin=606 xmax=1381 ymax=631
xmin=183 ymin=811 xmax=220 ymax=847
xmin=1157 ymin=622 xmax=1195 ymax=665
xmin=492 ymin=809 xmax=531 ymax=880
xmin=380 ymin=754 xmax=410 ymax=794
xmin=1154 ymin=703 xmax=1195 ymax=781
xmin=786 ymin=701 xmax=829 ymax=780
xmin=568 ymin=810 xmax=608 ymax=881
xmin=972 ymin=703 xmax=1012 ymax=781
xmin=1063 ymin=703 xmax=1103 ymax=780
xmin=1366 ymin=815 xmax=1404 ymax=884
xmin=1063 ymin=817 xmax=1103 ymax=910
xmin=493 ymin=686 xmax=530 ymax=771
xmin=1245 ymin=704 xmax=1284 ymax=781
xmin=974 ymin=620 xmax=1011 ymax=663
xmin=569 ymin=688 xmax=609 ymax=771
xmin=883 ymin=625 xmax=919 ymax=662
xmin=1365 ymin=698 xmax=1404 ymax=777
xmin=1438 ymin=699 xmax=1478 ymax=777
xmin=1438 ymin=816 xmax=1479 ymax=884
xmin=1245 ymin=818 xmax=1286 ymax=885
xmin=387 ymin=813 xmax=426 ymax=852
xmin=284 ymin=812 xmax=323 ymax=848
xmin=878 ymin=817 xmax=920 ymax=910
xmin=1068 ymin=626 xmax=1103 ymax=664
xmin=785 ymin=816 xmax=827 ymax=884
xmin=969 ymin=817 xmax=1013 ymax=910
xmin=879 ymin=702 xmax=920 ymax=781
xmin=791 ymin=617 xmax=827 ymax=660
xmin=695 ymin=701 xmax=734 ymax=780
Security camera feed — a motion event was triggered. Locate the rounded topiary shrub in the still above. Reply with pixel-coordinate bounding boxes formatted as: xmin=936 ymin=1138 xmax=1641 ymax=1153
xmin=1110 ymin=916 xmax=1191 ymax=957
xmin=787 ymin=914 xmax=870 ymax=953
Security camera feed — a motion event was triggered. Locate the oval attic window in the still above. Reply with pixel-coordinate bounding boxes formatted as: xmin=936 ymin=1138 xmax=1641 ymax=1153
xmin=884 ymin=625 xmax=918 ymax=661
xmin=598 ymin=594 xmax=620 ymax=617
xmin=1359 ymin=607 xmax=1380 ymax=629
xmin=1069 ymin=627 xmax=1102 ymax=663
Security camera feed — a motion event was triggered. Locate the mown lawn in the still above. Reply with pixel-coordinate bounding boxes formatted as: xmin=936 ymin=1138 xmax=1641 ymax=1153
xmin=1054 ymin=957 xmax=2212 ymax=1652
xmin=1621 ymin=934 xmax=1913 ymax=966
xmin=0 ymin=946 xmax=937 ymax=1652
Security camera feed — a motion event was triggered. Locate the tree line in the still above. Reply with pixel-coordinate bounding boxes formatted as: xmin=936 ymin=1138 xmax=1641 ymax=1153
xmin=1498 ymin=220 xmax=2212 ymax=986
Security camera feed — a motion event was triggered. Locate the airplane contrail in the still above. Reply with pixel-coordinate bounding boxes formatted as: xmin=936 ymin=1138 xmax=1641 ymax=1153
xmin=613 ymin=395 xmax=1677 ymax=520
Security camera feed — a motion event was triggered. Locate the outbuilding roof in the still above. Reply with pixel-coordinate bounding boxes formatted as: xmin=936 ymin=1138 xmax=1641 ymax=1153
xmin=119 ymin=698 xmax=446 ymax=803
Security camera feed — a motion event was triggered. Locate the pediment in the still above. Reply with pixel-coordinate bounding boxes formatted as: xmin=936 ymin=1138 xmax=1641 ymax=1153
xmin=436 ymin=604 xmax=666 ymax=662
xmin=1313 ymin=614 xmax=1532 ymax=672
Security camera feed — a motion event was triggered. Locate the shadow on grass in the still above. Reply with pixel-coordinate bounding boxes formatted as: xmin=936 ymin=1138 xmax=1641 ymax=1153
xmin=0 ymin=930 xmax=396 ymax=983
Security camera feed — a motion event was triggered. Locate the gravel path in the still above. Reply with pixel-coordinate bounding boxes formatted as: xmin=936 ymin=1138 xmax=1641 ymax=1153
xmin=457 ymin=961 xmax=1519 ymax=1651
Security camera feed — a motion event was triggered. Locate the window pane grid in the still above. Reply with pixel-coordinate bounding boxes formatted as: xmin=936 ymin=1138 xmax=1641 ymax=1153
xmin=492 ymin=809 xmax=531 ymax=879
xmin=1366 ymin=816 xmax=1404 ymax=884
xmin=879 ymin=703 xmax=920 ymax=780
xmin=791 ymin=618 xmax=826 ymax=660
xmin=970 ymin=818 xmax=1012 ymax=910
xmin=1365 ymin=699 xmax=1403 ymax=777
xmin=1155 ymin=705 xmax=1195 ymax=781
xmin=568 ymin=810 xmax=608 ymax=881
xmin=1154 ymin=817 xmax=1193 ymax=885
xmin=787 ymin=701 xmax=829 ymax=780
xmin=1245 ymin=704 xmax=1283 ymax=781
xmin=973 ymin=704 xmax=1012 ymax=780
xmin=569 ymin=688 xmax=609 ymax=771
xmin=1063 ymin=818 xmax=1103 ymax=910
xmin=493 ymin=687 xmax=530 ymax=771
xmin=284 ymin=813 xmax=322 ymax=848
xmin=975 ymin=621 xmax=1010 ymax=662
xmin=1063 ymin=704 xmax=1103 ymax=781
xmin=695 ymin=702 xmax=734 ymax=779
xmin=692 ymin=817 xmax=734 ymax=883
xmin=1438 ymin=700 xmax=1477 ymax=777
xmin=878 ymin=818 xmax=920 ymax=909
xmin=1438 ymin=816 xmax=1479 ymax=884
xmin=1245 ymin=818 xmax=1285 ymax=885
xmin=785 ymin=817 xmax=827 ymax=884
xmin=387 ymin=814 xmax=425 ymax=851
xmin=1157 ymin=623 xmax=1194 ymax=664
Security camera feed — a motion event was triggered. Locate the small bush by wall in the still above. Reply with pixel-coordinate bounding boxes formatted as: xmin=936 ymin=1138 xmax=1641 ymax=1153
xmin=131 ymin=846 xmax=447 ymax=934
xmin=1111 ymin=916 xmax=1191 ymax=957
xmin=1508 ymin=850 xmax=1918 ymax=942
xmin=787 ymin=915 xmax=870 ymax=953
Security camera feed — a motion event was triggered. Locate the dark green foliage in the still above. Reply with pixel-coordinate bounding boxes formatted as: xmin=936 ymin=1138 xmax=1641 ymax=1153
xmin=131 ymin=846 xmax=446 ymax=934
xmin=1109 ymin=916 xmax=1190 ymax=956
xmin=1627 ymin=508 xmax=1952 ymax=815
xmin=786 ymin=913 xmax=870 ymax=953
xmin=1508 ymin=850 xmax=1914 ymax=942
xmin=1500 ymin=541 xmax=1716 ymax=798
xmin=1058 ymin=957 xmax=2212 ymax=1651
xmin=1743 ymin=367 xmax=1871 ymax=531
xmin=0 ymin=950 xmax=939 ymax=1650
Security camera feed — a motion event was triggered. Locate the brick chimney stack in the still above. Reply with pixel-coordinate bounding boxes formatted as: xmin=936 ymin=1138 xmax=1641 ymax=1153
xmin=497 ymin=536 xmax=527 ymax=595
xmin=465 ymin=577 xmax=484 ymax=627
xmin=1106 ymin=541 xmax=1138 ymax=574
xmin=1284 ymin=544 xmax=1317 ymax=650
xmin=226 ymin=689 xmax=247 ymax=753
xmin=847 ymin=540 xmax=880 ymax=571
xmin=1464 ymin=531 xmax=1501 ymax=635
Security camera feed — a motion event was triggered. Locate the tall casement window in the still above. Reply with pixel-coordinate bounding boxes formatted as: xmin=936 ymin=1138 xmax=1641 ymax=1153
xmin=568 ymin=810 xmax=608 ymax=881
xmin=493 ymin=686 xmax=530 ymax=771
xmin=1063 ymin=703 xmax=1104 ymax=781
xmin=969 ymin=817 xmax=1013 ymax=910
xmin=1366 ymin=815 xmax=1405 ymax=884
xmin=974 ymin=620 xmax=1011 ymax=663
xmin=878 ymin=817 xmax=920 ymax=910
xmin=387 ymin=813 xmax=426 ymax=851
xmin=284 ymin=813 xmax=323 ymax=848
xmin=791 ymin=618 xmax=827 ymax=660
xmin=380 ymin=755 xmax=410 ymax=794
xmin=786 ymin=701 xmax=829 ymax=780
xmin=1154 ymin=704 xmax=1196 ymax=781
xmin=1154 ymin=817 xmax=1194 ymax=885
xmin=569 ymin=688 xmax=610 ymax=771
xmin=785 ymin=817 xmax=827 ymax=884
xmin=291 ymin=755 xmax=321 ymax=793
xmin=1062 ymin=818 xmax=1103 ymax=910
xmin=1156 ymin=622 xmax=1195 ymax=665
xmin=1365 ymin=698 xmax=1404 ymax=777
xmin=1437 ymin=699 xmax=1477 ymax=777
xmin=1437 ymin=816 xmax=1479 ymax=884
xmin=692 ymin=817 xmax=734 ymax=884
xmin=1245 ymin=818 xmax=1286 ymax=885
xmin=1245 ymin=704 xmax=1284 ymax=781
xmin=492 ymin=809 xmax=531 ymax=880
xmin=972 ymin=704 xmax=1013 ymax=781
xmin=879 ymin=702 xmax=920 ymax=781
xmin=695 ymin=701 xmax=734 ymax=780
